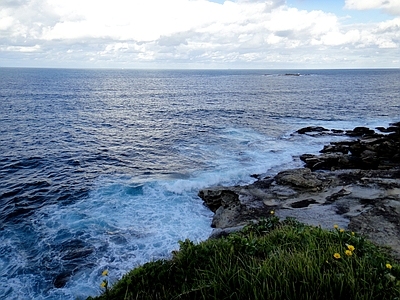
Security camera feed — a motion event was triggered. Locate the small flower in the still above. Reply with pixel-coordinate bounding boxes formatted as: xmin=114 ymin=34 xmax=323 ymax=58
xmin=351 ymin=232 xmax=355 ymax=236
xmin=270 ymin=210 xmax=274 ymax=215
xmin=334 ymin=224 xmax=339 ymax=229
xmin=347 ymin=245 xmax=355 ymax=251
xmin=100 ymin=281 xmax=107 ymax=288
xmin=340 ymin=229 xmax=345 ymax=233
xmin=386 ymin=263 xmax=392 ymax=270
xmin=333 ymin=253 xmax=341 ymax=259
xmin=345 ymin=250 xmax=353 ymax=256
xmin=102 ymin=270 xmax=109 ymax=276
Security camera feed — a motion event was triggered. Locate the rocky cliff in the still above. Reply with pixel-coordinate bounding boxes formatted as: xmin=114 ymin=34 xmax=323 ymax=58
xmin=199 ymin=122 xmax=400 ymax=259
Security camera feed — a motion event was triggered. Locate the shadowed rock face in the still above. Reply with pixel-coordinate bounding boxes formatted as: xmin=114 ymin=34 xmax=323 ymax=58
xmin=299 ymin=122 xmax=400 ymax=171
xmin=199 ymin=123 xmax=400 ymax=260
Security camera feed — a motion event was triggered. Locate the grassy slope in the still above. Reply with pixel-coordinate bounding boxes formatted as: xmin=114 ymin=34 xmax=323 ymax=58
xmin=89 ymin=217 xmax=400 ymax=300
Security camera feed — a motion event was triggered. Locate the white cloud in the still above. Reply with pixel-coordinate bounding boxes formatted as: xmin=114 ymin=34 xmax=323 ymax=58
xmin=0 ymin=0 xmax=399 ymax=68
xmin=317 ymin=29 xmax=361 ymax=46
xmin=40 ymin=0 xmax=231 ymax=41
xmin=345 ymin=0 xmax=400 ymax=16
xmin=374 ymin=17 xmax=400 ymax=48
xmin=4 ymin=45 xmax=41 ymax=52
xmin=0 ymin=14 xmax=13 ymax=30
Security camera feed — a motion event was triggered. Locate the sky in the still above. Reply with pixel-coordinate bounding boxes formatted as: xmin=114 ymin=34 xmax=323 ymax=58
xmin=0 ymin=0 xmax=399 ymax=69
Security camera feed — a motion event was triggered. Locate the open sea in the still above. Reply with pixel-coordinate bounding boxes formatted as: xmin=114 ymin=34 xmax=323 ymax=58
xmin=0 ymin=68 xmax=399 ymax=299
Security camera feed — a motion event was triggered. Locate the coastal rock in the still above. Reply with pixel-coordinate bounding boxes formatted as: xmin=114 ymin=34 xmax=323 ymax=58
xmin=199 ymin=188 xmax=242 ymax=212
xmin=296 ymin=126 xmax=329 ymax=135
xmin=296 ymin=126 xmax=346 ymax=136
xmin=212 ymin=203 xmax=242 ymax=228
xmin=199 ymin=123 xmax=400 ymax=259
xmin=274 ymin=168 xmax=323 ymax=190
xmin=320 ymin=143 xmax=351 ymax=154
xmin=200 ymin=187 xmax=243 ymax=228
xmin=376 ymin=126 xmax=398 ymax=133
xmin=346 ymin=126 xmax=376 ymax=137
xmin=349 ymin=204 xmax=400 ymax=260
xmin=299 ymin=125 xmax=400 ymax=171
xmin=54 ymin=271 xmax=72 ymax=288
xmin=300 ymin=153 xmax=362 ymax=170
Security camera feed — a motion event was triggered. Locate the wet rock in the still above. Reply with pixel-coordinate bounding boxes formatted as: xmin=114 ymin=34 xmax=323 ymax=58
xmin=332 ymin=129 xmax=345 ymax=134
xmin=390 ymin=121 xmax=400 ymax=128
xmin=320 ymin=143 xmax=350 ymax=154
xmin=60 ymin=239 xmax=94 ymax=261
xmin=300 ymin=125 xmax=400 ymax=171
xmin=252 ymin=177 xmax=274 ymax=189
xmin=54 ymin=271 xmax=72 ymax=288
xmin=300 ymin=153 xmax=362 ymax=170
xmin=199 ymin=188 xmax=243 ymax=228
xmin=61 ymin=248 xmax=94 ymax=261
xmin=296 ymin=126 xmax=329 ymax=135
xmin=346 ymin=126 xmax=376 ymax=137
xmin=200 ymin=188 xmax=240 ymax=213
xmin=376 ymin=126 xmax=397 ymax=133
xmin=325 ymin=187 xmax=352 ymax=203
xmin=290 ymin=199 xmax=317 ymax=208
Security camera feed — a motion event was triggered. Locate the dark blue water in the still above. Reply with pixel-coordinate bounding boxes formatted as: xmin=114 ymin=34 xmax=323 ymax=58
xmin=0 ymin=68 xmax=399 ymax=299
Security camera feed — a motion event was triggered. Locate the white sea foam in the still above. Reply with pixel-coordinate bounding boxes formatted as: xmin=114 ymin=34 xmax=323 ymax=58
xmin=26 ymin=177 xmax=214 ymax=299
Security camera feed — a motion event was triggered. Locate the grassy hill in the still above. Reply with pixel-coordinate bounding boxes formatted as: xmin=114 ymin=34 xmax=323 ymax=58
xmin=88 ymin=216 xmax=400 ymax=300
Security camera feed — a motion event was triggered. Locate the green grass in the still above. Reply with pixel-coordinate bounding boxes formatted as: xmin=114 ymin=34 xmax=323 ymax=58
xmin=88 ymin=217 xmax=400 ymax=300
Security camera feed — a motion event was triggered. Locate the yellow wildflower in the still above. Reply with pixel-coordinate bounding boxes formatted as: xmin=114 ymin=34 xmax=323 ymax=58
xmin=386 ymin=263 xmax=392 ymax=270
xmin=340 ymin=229 xmax=345 ymax=233
xmin=100 ymin=281 xmax=106 ymax=288
xmin=345 ymin=250 xmax=352 ymax=256
xmin=333 ymin=253 xmax=341 ymax=259
xmin=102 ymin=270 xmax=109 ymax=276
xmin=347 ymin=245 xmax=355 ymax=251
xmin=351 ymin=232 xmax=355 ymax=236
xmin=334 ymin=224 xmax=339 ymax=229
xmin=270 ymin=210 xmax=274 ymax=215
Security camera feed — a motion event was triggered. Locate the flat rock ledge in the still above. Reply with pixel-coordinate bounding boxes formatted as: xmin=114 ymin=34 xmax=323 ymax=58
xmin=199 ymin=122 xmax=400 ymax=260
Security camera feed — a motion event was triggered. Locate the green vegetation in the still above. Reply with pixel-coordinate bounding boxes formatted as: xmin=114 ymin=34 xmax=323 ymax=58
xmin=88 ymin=217 xmax=400 ymax=300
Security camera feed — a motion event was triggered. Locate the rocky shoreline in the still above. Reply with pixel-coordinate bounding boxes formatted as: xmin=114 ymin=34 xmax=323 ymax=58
xmin=198 ymin=122 xmax=400 ymax=260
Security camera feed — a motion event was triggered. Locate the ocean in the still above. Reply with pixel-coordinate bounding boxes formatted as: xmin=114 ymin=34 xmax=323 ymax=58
xmin=0 ymin=68 xmax=399 ymax=299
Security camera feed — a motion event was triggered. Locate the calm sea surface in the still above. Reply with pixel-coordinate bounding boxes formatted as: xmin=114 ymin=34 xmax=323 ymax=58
xmin=0 ymin=68 xmax=399 ymax=299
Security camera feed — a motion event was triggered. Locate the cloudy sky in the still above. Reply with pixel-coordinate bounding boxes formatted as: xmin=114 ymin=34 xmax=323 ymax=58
xmin=1 ymin=0 xmax=399 ymax=69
